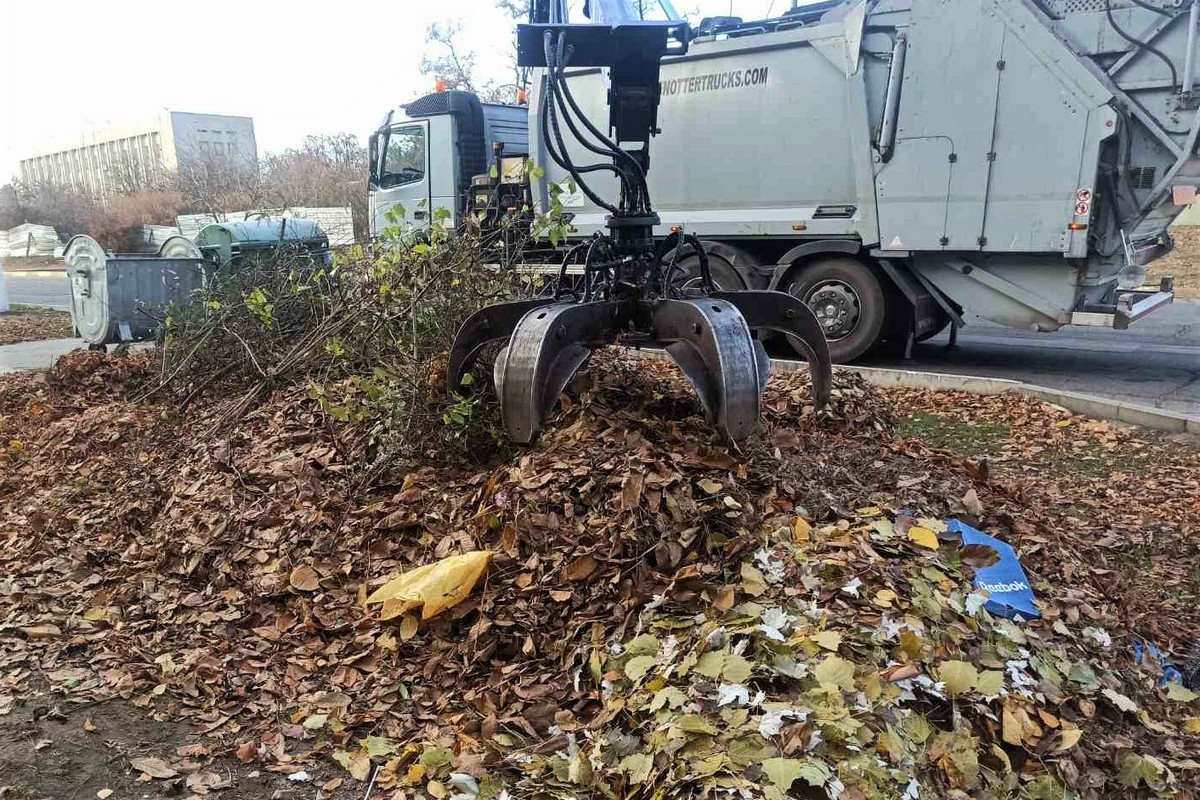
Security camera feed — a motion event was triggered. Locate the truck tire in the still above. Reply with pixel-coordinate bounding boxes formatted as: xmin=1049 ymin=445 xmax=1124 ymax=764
xmin=668 ymin=242 xmax=751 ymax=293
xmin=780 ymin=257 xmax=886 ymax=363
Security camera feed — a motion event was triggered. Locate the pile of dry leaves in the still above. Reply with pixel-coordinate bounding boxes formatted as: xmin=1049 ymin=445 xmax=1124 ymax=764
xmin=1 ymin=349 xmax=1198 ymax=800
xmin=0 ymin=304 xmax=73 ymax=347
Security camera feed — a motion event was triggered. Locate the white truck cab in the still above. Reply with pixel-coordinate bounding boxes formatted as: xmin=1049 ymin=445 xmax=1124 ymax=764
xmin=368 ymin=91 xmax=528 ymax=237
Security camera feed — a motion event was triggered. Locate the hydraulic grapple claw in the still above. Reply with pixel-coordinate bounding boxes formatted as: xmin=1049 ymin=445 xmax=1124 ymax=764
xmin=447 ymin=298 xmax=556 ymax=394
xmin=494 ymin=300 xmax=633 ymax=443
xmin=710 ymin=290 xmax=834 ymax=409
xmin=652 ymin=298 xmax=769 ymax=443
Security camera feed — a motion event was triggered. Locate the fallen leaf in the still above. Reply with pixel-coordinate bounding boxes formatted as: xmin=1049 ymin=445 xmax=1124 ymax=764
xmin=564 ymin=554 xmax=597 ymax=582
xmin=813 ymin=655 xmax=856 ymax=691
xmin=792 ymin=516 xmax=812 ymax=543
xmin=83 ymin=717 xmax=97 ymax=732
xmin=1102 ymin=688 xmax=1138 ymax=713
xmin=937 ymin=661 xmax=978 ymax=696
xmin=130 ymin=756 xmax=179 ymax=779
xmin=625 ymin=655 xmax=657 ymax=682
xmin=1166 ymin=682 xmax=1199 ymax=703
xmin=907 ymin=527 xmax=939 ymax=549
xmin=696 ymin=478 xmax=723 ymax=495
xmin=97 ymin=790 xmax=113 ymax=799
xmin=19 ymin=624 xmax=62 ymax=639
xmin=235 ymin=740 xmax=258 ymax=763
xmin=366 ymin=551 xmax=493 ymax=620
xmin=1054 ymin=725 xmax=1083 ymax=752
xmin=289 ymin=564 xmax=320 ymax=592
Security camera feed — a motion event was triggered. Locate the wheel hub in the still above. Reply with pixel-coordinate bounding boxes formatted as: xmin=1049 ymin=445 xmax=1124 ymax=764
xmin=805 ymin=281 xmax=861 ymax=341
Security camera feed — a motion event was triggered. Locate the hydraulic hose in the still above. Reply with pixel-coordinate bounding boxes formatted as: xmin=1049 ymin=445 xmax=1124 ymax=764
xmin=539 ymin=67 xmax=620 ymax=213
xmin=549 ymin=37 xmax=651 ymax=212
xmin=1105 ymin=0 xmax=1180 ymax=88
xmin=538 ymin=34 xmax=620 ymax=213
xmin=545 ymin=37 xmax=637 ymax=211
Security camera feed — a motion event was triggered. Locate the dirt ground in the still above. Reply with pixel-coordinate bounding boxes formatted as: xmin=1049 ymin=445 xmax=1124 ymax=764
xmin=0 ymin=305 xmax=73 ymax=347
xmin=1151 ymin=225 xmax=1200 ymax=299
xmin=0 ymin=696 xmax=359 ymax=800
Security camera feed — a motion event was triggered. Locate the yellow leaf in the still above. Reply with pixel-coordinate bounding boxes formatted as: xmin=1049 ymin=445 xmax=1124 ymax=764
xmin=937 ymin=660 xmax=978 ymax=697
xmin=792 ymin=516 xmax=812 ymax=543
xmin=1184 ymin=718 xmax=1200 ymax=735
xmin=874 ymin=588 xmax=897 ymax=608
xmin=856 ymin=506 xmax=882 ymax=517
xmin=811 ymin=630 xmax=842 ymax=651
xmin=813 ymin=655 xmax=856 ymax=691
xmin=1002 ymin=700 xmax=1043 ymax=747
xmin=82 ymin=608 xmax=107 ymax=622
xmin=83 ymin=717 xmax=97 ymax=733
xmin=697 ymin=478 xmax=723 ymax=495
xmin=1054 ymin=725 xmax=1083 ymax=752
xmin=366 ymin=552 xmax=493 ymax=620
xmin=1166 ymin=682 xmax=1199 ymax=703
xmin=907 ymin=527 xmax=939 ymax=549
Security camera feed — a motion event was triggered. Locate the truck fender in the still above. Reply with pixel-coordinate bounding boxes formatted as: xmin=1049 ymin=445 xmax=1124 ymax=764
xmin=768 ymin=239 xmax=862 ymax=290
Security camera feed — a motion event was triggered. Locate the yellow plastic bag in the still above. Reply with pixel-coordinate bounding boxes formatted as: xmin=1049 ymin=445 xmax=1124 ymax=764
xmin=365 ymin=551 xmax=493 ymax=620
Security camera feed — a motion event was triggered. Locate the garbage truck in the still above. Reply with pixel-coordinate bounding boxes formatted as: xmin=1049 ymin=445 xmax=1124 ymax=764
xmin=370 ymin=0 xmax=1195 ymax=362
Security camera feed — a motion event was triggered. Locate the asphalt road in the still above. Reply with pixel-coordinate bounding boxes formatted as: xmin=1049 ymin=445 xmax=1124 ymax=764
xmin=5 ymin=271 xmax=1199 ymax=417
xmin=3 ymin=273 xmax=72 ymax=311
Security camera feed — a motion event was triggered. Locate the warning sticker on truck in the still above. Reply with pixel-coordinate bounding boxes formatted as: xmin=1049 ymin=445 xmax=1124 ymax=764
xmin=1074 ymin=187 xmax=1092 ymax=217
xmin=660 ymin=67 xmax=770 ymax=97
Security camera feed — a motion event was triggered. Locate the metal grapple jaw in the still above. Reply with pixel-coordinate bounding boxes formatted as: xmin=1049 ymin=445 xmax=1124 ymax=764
xmin=447 ymin=290 xmax=832 ymax=445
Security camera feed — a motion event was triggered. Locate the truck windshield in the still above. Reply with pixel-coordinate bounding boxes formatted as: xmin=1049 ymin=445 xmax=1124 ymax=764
xmin=380 ymin=125 xmax=426 ymax=189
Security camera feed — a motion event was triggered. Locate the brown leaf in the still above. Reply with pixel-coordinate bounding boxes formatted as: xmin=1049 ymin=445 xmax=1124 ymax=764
xmin=564 ymin=554 xmax=598 ymax=582
xmin=235 ymin=741 xmax=258 ymax=763
xmin=289 ymin=565 xmax=320 ymax=592
xmin=129 ymin=756 xmax=179 ymax=779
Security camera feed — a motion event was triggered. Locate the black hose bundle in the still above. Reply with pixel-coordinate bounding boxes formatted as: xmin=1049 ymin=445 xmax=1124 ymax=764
xmin=537 ymin=29 xmax=653 ymax=217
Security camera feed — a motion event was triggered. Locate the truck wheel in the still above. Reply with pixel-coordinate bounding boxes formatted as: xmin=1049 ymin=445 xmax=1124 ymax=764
xmin=781 ymin=257 xmax=886 ymax=363
xmin=668 ymin=245 xmax=750 ymax=293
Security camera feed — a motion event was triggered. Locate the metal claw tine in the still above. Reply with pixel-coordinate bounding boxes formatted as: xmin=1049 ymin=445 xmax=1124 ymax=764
xmin=496 ymin=300 xmax=631 ymax=444
xmin=652 ymin=298 xmax=766 ymax=443
xmin=710 ymin=290 xmax=834 ymax=409
xmin=447 ymin=298 xmax=556 ymax=394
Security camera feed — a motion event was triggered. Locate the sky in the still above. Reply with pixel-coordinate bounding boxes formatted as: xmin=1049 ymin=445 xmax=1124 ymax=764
xmin=0 ymin=0 xmax=789 ymax=182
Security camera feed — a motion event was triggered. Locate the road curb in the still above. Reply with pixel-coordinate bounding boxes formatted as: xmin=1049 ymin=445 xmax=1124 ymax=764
xmin=1 ymin=270 xmax=61 ymax=278
xmin=636 ymin=349 xmax=1199 ymax=434
xmin=807 ymin=361 xmax=1199 ymax=435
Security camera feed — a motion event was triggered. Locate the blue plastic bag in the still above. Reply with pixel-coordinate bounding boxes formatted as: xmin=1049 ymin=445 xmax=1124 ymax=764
xmin=946 ymin=519 xmax=1041 ymax=620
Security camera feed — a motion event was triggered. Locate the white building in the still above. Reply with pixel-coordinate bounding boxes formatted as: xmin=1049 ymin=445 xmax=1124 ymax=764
xmin=18 ymin=111 xmax=257 ymax=195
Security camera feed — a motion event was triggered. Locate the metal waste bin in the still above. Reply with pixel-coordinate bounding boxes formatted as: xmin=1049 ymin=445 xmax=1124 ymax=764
xmin=64 ymin=234 xmax=206 ymax=347
xmin=195 ymin=218 xmax=331 ymax=270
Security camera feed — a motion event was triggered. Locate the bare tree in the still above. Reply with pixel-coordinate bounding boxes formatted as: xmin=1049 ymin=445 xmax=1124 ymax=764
xmin=419 ymin=2 xmax=532 ymax=105
xmin=173 ymin=152 xmax=266 ymax=220
xmin=261 ymin=134 xmax=370 ymax=240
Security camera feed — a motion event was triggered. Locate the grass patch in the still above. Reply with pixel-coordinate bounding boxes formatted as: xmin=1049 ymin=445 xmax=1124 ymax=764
xmin=900 ymin=410 xmax=1009 ymax=457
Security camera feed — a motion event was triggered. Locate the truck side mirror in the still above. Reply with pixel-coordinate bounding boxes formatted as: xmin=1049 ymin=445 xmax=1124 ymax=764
xmin=368 ymin=132 xmax=380 ymax=186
